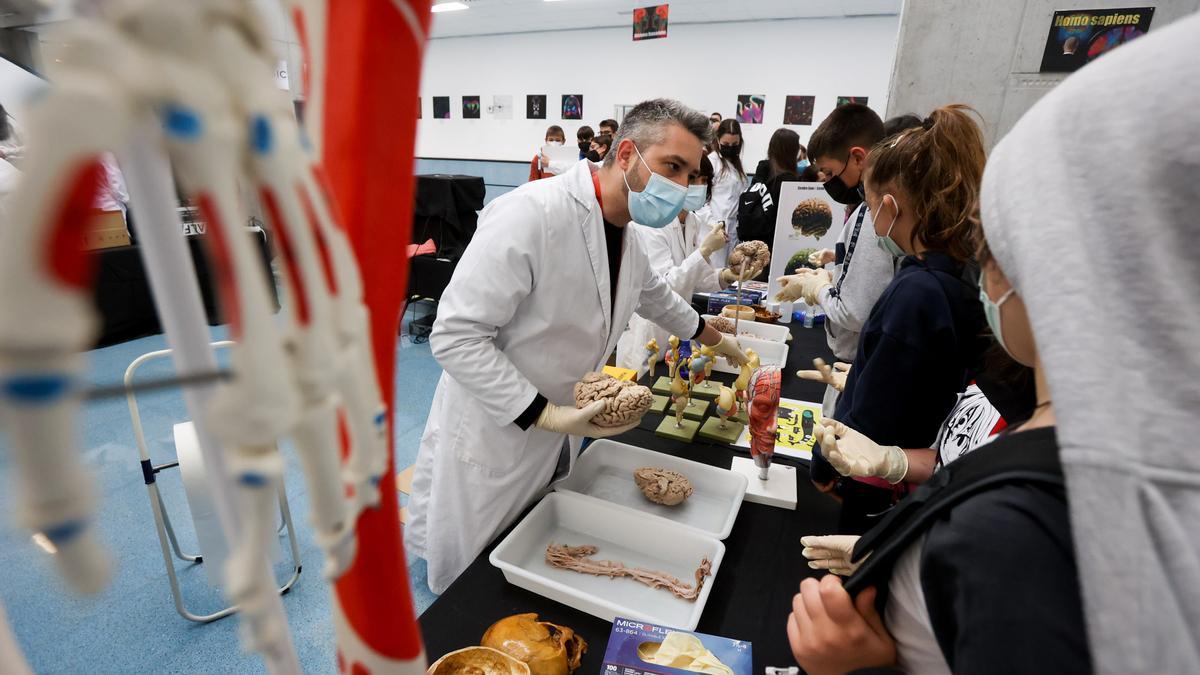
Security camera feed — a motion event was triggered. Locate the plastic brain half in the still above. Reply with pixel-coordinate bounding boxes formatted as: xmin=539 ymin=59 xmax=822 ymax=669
xmin=792 ymin=197 xmax=833 ymax=238
xmin=573 ymin=372 xmax=653 ymax=427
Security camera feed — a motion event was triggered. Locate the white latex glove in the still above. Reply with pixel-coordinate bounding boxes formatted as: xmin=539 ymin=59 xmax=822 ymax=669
xmin=816 ymin=419 xmax=909 ymax=484
xmin=796 ymin=358 xmax=851 ymax=392
xmin=800 ymin=535 xmax=864 ymax=576
xmin=797 ymin=268 xmax=833 ymax=305
xmin=710 ymin=333 xmax=750 ymax=366
xmin=719 ymin=268 xmax=740 ymax=287
xmin=808 ymin=248 xmax=835 ymax=267
xmin=775 ymin=272 xmax=814 ymax=302
xmin=535 ymin=400 xmax=639 ymax=438
xmin=699 ymin=223 xmax=728 ymax=261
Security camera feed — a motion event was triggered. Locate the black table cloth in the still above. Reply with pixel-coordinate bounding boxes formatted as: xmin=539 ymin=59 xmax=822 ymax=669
xmin=417 ymin=321 xmax=842 ymax=673
xmin=412 ymin=174 xmax=485 ymax=261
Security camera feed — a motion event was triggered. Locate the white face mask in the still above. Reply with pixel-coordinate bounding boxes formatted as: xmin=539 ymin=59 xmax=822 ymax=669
xmin=546 ymin=140 xmax=563 ymax=146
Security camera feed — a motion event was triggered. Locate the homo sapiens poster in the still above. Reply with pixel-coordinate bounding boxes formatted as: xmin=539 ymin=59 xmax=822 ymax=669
xmin=1039 ymin=7 xmax=1154 ymax=73
xmin=632 ymin=4 xmax=669 ymax=41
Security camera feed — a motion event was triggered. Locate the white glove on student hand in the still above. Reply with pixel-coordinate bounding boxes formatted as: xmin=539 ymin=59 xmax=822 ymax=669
xmin=808 ymin=248 xmax=835 ymax=267
xmin=775 ymin=273 xmax=809 ymax=302
xmin=711 ymin=334 xmax=750 ymax=366
xmin=796 ymin=358 xmax=851 ymax=392
xmin=816 ymin=419 xmax=909 ymax=484
xmin=800 ymin=535 xmax=864 ymax=576
xmin=535 ymin=401 xmax=639 ymax=438
xmin=797 ymin=268 xmax=833 ymax=305
xmin=699 ymin=223 xmax=729 ymax=261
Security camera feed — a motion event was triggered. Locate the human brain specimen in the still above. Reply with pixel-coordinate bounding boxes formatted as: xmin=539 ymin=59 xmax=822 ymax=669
xmin=792 ymin=198 xmax=833 ymax=238
xmin=427 ymin=646 xmax=531 ymax=675
xmin=727 ymin=240 xmax=771 ymax=280
xmin=573 ymin=372 xmax=653 ymax=427
xmin=633 ymin=467 xmax=694 ymax=506
xmin=708 ymin=316 xmax=736 ymax=334
xmin=481 ymin=613 xmax=587 ymax=675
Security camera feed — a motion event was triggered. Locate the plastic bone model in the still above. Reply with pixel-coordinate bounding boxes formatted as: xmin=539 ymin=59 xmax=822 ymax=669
xmin=733 ymin=348 xmax=761 ymax=405
xmin=715 ymin=386 xmax=739 ymax=429
xmin=643 ymin=338 xmax=660 ymax=380
xmin=0 ymin=1 xmax=390 ymax=666
xmin=747 ymin=366 xmax=782 ymax=480
xmin=572 ymin=372 xmax=653 ymax=428
xmin=694 ymin=344 xmax=716 ymax=390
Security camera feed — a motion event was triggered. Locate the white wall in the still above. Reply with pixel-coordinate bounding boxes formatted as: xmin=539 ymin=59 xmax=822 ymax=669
xmin=416 ymin=16 xmax=900 ymax=164
xmin=886 ymin=0 xmax=1200 ymax=147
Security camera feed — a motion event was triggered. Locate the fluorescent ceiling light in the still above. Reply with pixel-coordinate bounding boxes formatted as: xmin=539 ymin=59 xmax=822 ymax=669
xmin=431 ymin=1 xmax=469 ymax=12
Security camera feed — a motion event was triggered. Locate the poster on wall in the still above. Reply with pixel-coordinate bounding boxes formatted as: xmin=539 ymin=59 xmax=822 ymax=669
xmin=562 ymin=94 xmax=584 ymax=120
xmin=1039 ymin=7 xmax=1154 ymax=72
xmin=736 ymin=95 xmax=764 ymax=124
xmin=432 ymin=96 xmax=451 ymax=119
xmin=836 ymin=96 xmax=868 ymax=107
xmin=783 ymin=95 xmax=815 ymax=125
xmin=527 ymin=94 xmax=547 ymax=119
xmin=490 ymin=94 xmax=513 ymax=119
xmin=462 ymin=95 xmax=481 ymax=119
xmin=766 ymin=182 xmax=843 ymax=302
xmin=632 ymin=4 xmax=669 ymax=41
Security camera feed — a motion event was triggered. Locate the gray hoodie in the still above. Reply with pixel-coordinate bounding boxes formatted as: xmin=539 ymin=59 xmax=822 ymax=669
xmin=817 ymin=201 xmax=896 ymax=361
xmin=981 ymin=12 xmax=1200 ymax=672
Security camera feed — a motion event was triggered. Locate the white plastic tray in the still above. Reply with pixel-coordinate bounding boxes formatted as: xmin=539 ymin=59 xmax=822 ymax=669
xmin=556 ymin=440 xmax=747 ymax=540
xmin=711 ymin=334 xmax=789 ymax=375
xmin=489 ymin=491 xmax=724 ymax=630
xmin=703 ymin=314 xmax=790 ymax=343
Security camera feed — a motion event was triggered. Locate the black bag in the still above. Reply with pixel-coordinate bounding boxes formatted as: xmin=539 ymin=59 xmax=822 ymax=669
xmin=736 ymin=181 xmax=773 ymax=244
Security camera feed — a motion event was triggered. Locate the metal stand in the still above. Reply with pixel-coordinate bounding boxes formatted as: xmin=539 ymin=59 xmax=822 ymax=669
xmin=125 ymin=341 xmax=302 ymax=623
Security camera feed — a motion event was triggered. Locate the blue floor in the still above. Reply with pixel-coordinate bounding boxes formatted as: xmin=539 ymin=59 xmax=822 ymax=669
xmin=0 ymin=304 xmax=443 ymax=673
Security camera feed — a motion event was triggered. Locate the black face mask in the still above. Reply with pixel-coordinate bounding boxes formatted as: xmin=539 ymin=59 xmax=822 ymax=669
xmin=719 ymin=144 xmax=740 ymax=158
xmin=823 ymin=156 xmax=864 ymax=205
xmin=586 ymin=150 xmax=601 ymax=162
xmin=578 ymin=141 xmax=591 ymax=153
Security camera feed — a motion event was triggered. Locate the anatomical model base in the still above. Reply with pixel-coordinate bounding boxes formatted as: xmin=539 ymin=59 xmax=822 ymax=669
xmin=681 ymin=399 xmax=710 ymax=421
xmin=698 ymin=417 xmax=744 ymax=444
xmin=649 ymin=394 xmax=669 ymax=414
xmin=545 ymin=544 xmax=711 ymax=602
xmin=651 ymin=377 xmax=674 ymax=396
xmin=654 ymin=416 xmax=700 ymax=443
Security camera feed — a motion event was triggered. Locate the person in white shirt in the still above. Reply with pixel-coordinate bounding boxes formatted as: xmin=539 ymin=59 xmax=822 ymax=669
xmin=706 ymin=118 xmax=749 ymax=267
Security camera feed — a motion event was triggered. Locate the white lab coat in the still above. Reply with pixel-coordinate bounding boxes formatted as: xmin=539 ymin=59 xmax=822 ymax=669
xmin=407 ymin=160 xmax=701 ymax=594
xmin=705 ymin=150 xmax=749 ymax=267
xmin=615 ymin=212 xmax=724 ymax=375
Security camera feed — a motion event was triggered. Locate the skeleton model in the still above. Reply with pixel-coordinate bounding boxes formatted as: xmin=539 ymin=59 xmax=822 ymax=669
xmin=0 ymin=1 xmax=406 ymax=671
xmin=643 ymin=338 xmax=660 ymax=381
xmin=748 ymin=367 xmax=783 ymax=480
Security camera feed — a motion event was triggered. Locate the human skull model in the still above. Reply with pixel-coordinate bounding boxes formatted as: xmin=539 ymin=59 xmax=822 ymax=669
xmin=727 ymin=240 xmax=771 ymax=280
xmin=427 ymin=646 xmax=531 ymax=675
xmin=791 ymin=198 xmax=833 ymax=238
xmin=481 ymin=613 xmax=588 ymax=675
xmin=573 ymin=372 xmax=653 ymax=427
xmin=633 ymin=467 xmax=694 ymax=506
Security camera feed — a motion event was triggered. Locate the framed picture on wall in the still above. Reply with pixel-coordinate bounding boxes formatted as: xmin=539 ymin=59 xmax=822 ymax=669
xmin=1039 ymin=7 xmax=1154 ymax=73
xmin=836 ymin=96 xmax=868 ymax=107
xmin=562 ymin=94 xmax=584 ymax=120
xmin=433 ymin=96 xmax=451 ymax=119
xmin=736 ymin=95 xmax=764 ymax=124
xmin=632 ymin=4 xmax=669 ymax=41
xmin=490 ymin=94 xmax=513 ymax=119
xmin=783 ymin=95 xmax=815 ymax=125
xmin=463 ymin=95 xmax=481 ymax=119
xmin=527 ymin=94 xmax=547 ymax=119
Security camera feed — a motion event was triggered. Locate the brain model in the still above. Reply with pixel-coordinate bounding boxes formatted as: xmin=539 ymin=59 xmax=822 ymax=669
xmin=708 ymin=316 xmax=736 ymax=334
xmin=792 ymin=198 xmax=833 ymax=238
xmin=573 ymin=372 xmax=653 ymax=427
xmin=727 ymin=240 xmax=771 ymax=280
xmin=634 ymin=467 xmax=694 ymax=506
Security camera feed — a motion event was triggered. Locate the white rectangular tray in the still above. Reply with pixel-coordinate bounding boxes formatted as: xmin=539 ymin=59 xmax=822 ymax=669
xmin=711 ymin=334 xmax=789 ymax=375
xmin=556 ymin=439 xmax=747 ymax=540
xmin=490 ymin=491 xmax=724 ymax=630
xmin=703 ymin=314 xmax=790 ymax=343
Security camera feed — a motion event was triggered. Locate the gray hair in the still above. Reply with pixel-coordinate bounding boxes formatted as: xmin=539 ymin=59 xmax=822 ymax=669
xmin=602 ymin=98 xmax=712 ymax=167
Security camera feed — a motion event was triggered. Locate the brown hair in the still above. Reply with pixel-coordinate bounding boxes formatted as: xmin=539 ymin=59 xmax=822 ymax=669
xmin=767 ymin=128 xmax=801 ymax=178
xmin=864 ymin=104 xmax=986 ymax=262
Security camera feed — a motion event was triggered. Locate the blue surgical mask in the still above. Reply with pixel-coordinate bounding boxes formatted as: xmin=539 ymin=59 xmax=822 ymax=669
xmin=624 ymin=144 xmax=689 ymax=228
xmin=682 ymin=184 xmax=708 ymax=211
xmin=796 ymin=159 xmax=810 ymax=172
xmin=873 ymin=196 xmax=906 ymax=257
xmin=979 ymin=282 xmax=1016 ymax=353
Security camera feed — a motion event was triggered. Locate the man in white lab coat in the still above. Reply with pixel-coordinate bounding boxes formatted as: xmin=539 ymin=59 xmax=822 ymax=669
xmin=408 ymin=99 xmax=749 ymax=594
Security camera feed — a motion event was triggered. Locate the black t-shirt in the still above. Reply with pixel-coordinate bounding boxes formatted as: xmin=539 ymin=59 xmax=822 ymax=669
xmin=603 ymin=219 xmax=623 ymax=313
xmin=920 ymin=426 xmax=1092 ymax=673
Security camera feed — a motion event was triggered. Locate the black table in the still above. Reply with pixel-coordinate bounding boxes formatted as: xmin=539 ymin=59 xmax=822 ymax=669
xmin=418 ymin=321 xmax=842 ymax=672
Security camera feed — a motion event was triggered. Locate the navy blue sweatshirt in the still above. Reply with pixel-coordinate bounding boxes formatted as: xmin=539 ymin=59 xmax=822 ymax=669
xmin=833 ymin=251 xmax=987 ymax=449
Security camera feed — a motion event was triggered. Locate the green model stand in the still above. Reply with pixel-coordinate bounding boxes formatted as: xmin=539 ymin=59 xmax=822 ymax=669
xmin=651 ymin=376 xmax=673 ymax=396
xmin=682 ymin=399 xmax=710 ymax=421
xmin=649 ymin=394 xmax=669 ymax=414
xmin=690 ymin=382 xmax=719 ymax=400
xmin=655 ymin=415 xmax=700 ymax=442
xmin=698 ymin=417 xmax=744 ymax=444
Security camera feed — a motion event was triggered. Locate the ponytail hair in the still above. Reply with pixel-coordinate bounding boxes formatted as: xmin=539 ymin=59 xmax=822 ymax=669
xmin=864 ymin=104 xmax=986 ymax=262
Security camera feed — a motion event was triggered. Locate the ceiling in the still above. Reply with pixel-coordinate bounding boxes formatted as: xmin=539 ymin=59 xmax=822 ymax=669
xmin=429 ymin=0 xmax=902 ymax=39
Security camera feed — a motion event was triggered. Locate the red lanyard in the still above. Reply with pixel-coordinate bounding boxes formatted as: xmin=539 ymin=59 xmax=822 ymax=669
xmin=591 ymin=167 xmax=603 ymax=211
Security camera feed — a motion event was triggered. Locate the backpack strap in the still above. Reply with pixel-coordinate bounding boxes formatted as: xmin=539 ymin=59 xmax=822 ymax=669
xmin=843 ymin=436 xmax=1063 ymax=596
